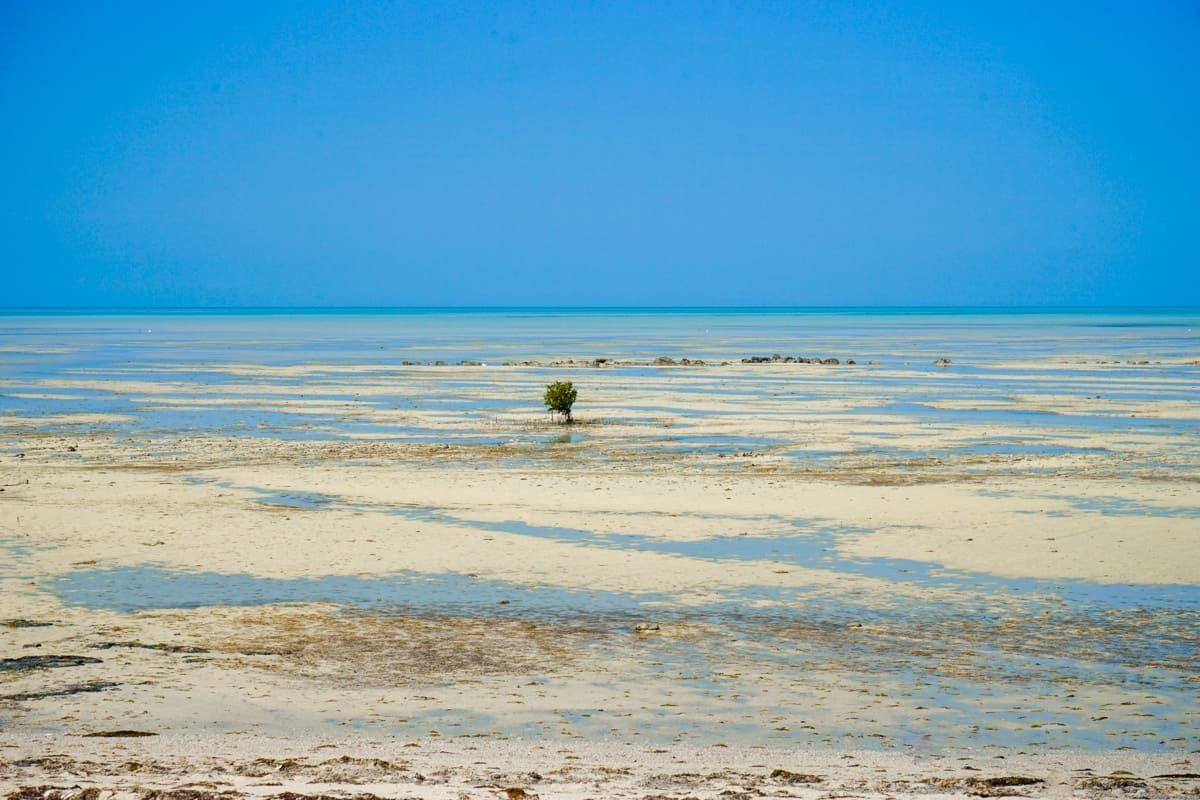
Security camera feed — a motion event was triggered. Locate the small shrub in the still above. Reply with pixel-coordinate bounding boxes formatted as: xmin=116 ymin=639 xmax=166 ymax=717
xmin=543 ymin=380 xmax=578 ymax=424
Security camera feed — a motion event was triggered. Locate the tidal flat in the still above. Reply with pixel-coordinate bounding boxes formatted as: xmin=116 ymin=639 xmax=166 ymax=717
xmin=1 ymin=310 xmax=1198 ymax=797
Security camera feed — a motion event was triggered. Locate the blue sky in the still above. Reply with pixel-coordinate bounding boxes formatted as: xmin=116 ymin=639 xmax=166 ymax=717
xmin=2 ymin=1 xmax=1197 ymax=307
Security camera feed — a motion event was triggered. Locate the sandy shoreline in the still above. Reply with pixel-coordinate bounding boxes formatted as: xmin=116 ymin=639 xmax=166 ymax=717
xmin=4 ymin=733 xmax=1200 ymax=799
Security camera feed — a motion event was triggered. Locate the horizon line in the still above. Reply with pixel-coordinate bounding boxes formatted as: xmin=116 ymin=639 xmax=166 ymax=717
xmin=3 ymin=303 xmax=1200 ymax=314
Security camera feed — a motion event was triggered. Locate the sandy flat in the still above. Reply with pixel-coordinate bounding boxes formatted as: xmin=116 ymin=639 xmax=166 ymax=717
xmin=2 ymin=357 xmax=1198 ymax=797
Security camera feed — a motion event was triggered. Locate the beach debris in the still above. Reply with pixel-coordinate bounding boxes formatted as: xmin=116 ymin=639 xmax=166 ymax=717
xmin=2 ymin=618 xmax=53 ymax=628
xmin=634 ymin=622 xmax=661 ymax=634
xmin=2 ymin=680 xmax=121 ymax=701
xmin=89 ymin=641 xmax=209 ymax=654
xmin=235 ymin=757 xmax=307 ymax=776
xmin=317 ymin=755 xmax=406 ymax=771
xmin=11 ymin=755 xmax=78 ymax=769
xmin=970 ymin=776 xmax=1043 ymax=788
xmin=917 ymin=774 xmax=1046 ymax=794
xmin=82 ymin=730 xmax=158 ymax=737
xmin=499 ymin=788 xmax=537 ymax=800
xmin=769 ymin=769 xmax=823 ymax=784
xmin=933 ymin=357 xmax=953 ymax=366
xmin=1079 ymin=774 xmax=1147 ymax=790
xmin=0 ymin=655 xmax=101 ymax=672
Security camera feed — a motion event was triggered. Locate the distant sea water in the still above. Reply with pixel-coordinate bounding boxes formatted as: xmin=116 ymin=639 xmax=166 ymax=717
xmin=1 ymin=307 xmax=1198 ymax=372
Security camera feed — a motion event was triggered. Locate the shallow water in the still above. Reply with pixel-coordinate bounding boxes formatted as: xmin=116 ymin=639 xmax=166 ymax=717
xmin=3 ymin=308 xmax=1198 ymax=752
xmin=35 ymin=550 xmax=1199 ymax=751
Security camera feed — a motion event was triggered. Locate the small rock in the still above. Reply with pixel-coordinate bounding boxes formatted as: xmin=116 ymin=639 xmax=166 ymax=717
xmin=933 ymin=358 xmax=952 ymax=367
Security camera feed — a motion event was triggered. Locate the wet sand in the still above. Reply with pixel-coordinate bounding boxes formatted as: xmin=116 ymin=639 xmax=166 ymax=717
xmin=2 ymin=356 xmax=1199 ymax=798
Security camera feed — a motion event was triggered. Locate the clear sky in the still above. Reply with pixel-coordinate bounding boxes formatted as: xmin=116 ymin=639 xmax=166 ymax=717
xmin=2 ymin=1 xmax=1197 ymax=308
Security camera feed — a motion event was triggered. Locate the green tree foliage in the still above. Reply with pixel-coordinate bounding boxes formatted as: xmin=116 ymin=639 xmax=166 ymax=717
xmin=543 ymin=380 xmax=578 ymax=423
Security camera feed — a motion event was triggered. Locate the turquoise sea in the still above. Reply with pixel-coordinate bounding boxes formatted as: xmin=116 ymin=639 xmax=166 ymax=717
xmin=2 ymin=307 xmax=1199 ymax=370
